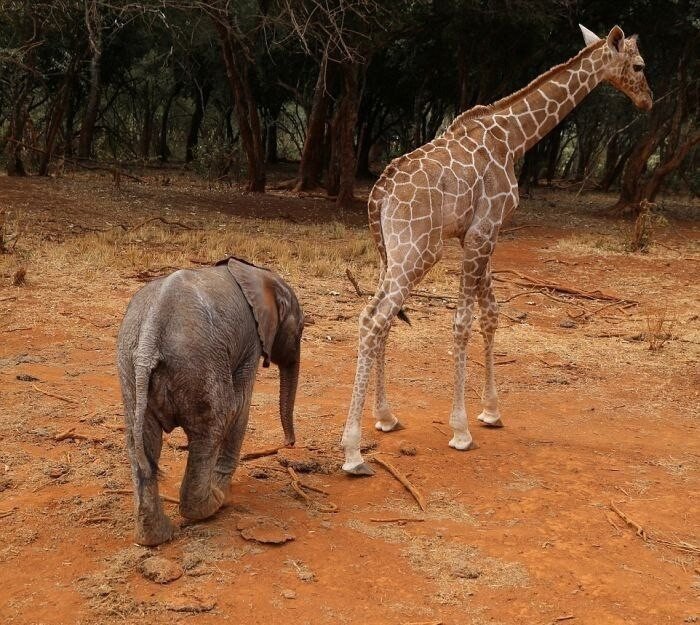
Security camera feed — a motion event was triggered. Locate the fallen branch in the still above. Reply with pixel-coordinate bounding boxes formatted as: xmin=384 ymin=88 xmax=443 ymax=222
xmin=551 ymin=616 xmax=575 ymax=623
xmin=610 ymin=502 xmax=648 ymax=540
xmin=345 ymin=268 xmax=364 ymax=297
xmin=126 ymin=217 xmax=194 ymax=233
xmin=493 ymin=269 xmax=635 ymax=303
xmin=33 ymin=385 xmax=79 ymax=404
xmin=372 ymin=454 xmax=427 ymax=512
xmin=240 ymin=446 xmax=283 ymax=462
xmin=370 ymin=517 xmax=425 ymax=523
xmin=55 ymin=427 xmax=76 ymax=441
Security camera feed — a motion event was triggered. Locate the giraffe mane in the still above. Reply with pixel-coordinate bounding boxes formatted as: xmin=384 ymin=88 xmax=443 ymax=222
xmin=445 ymin=38 xmax=607 ymax=133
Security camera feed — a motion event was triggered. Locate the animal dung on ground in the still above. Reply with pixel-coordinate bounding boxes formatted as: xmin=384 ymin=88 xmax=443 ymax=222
xmin=276 ymin=447 xmax=321 ymax=473
xmin=138 ymin=555 xmax=184 ymax=584
xmin=399 ymin=440 xmax=418 ymax=456
xmin=237 ymin=516 xmax=295 ymax=544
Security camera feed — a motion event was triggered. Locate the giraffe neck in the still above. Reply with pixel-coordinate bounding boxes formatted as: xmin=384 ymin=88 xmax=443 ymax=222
xmin=502 ymin=42 xmax=608 ymax=160
xmin=445 ymin=42 xmax=610 ymax=161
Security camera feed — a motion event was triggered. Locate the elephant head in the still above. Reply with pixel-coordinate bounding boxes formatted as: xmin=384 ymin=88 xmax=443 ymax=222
xmin=221 ymin=257 xmax=304 ymax=447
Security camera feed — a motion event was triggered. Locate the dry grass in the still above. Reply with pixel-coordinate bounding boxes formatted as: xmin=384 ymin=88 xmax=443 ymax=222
xmin=31 ymin=218 xmax=379 ymax=286
xmin=644 ymin=308 xmax=675 ymax=351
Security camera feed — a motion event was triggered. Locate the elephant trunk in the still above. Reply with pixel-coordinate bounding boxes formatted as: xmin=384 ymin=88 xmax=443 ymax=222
xmin=279 ymin=360 xmax=299 ymax=447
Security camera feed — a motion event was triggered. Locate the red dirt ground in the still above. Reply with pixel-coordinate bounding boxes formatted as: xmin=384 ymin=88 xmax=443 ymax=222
xmin=0 ymin=173 xmax=698 ymax=625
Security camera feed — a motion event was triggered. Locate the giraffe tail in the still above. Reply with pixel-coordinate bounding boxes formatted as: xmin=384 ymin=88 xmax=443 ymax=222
xmin=397 ymin=309 xmax=411 ymax=325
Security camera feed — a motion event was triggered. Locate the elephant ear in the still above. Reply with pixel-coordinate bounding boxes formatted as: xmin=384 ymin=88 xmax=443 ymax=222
xmin=225 ymin=258 xmax=279 ymax=368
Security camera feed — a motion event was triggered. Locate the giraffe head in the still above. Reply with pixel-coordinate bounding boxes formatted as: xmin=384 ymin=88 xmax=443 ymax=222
xmin=580 ymin=24 xmax=653 ymax=111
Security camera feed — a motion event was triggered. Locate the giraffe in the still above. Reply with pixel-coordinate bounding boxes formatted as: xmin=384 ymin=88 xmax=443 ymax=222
xmin=341 ymin=25 xmax=653 ymax=475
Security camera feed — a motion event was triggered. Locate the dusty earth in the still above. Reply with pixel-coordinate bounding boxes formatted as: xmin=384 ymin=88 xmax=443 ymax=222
xmin=0 ymin=171 xmax=698 ymax=625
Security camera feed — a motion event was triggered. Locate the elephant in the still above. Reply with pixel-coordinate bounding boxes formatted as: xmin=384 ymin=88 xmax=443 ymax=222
xmin=116 ymin=256 xmax=304 ymax=546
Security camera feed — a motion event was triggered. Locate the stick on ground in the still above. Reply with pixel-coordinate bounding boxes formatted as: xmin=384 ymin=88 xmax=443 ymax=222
xmin=372 ymin=454 xmax=427 ymax=511
xmin=240 ymin=446 xmax=283 ymax=462
xmin=33 ymin=385 xmax=79 ymax=404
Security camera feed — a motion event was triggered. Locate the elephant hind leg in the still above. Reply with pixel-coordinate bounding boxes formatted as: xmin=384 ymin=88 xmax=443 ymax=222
xmin=126 ymin=410 xmax=174 ymax=546
xmin=179 ymin=432 xmax=226 ymax=521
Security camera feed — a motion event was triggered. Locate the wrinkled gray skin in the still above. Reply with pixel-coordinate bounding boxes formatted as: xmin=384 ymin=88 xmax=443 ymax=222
xmin=116 ymin=257 xmax=304 ymax=546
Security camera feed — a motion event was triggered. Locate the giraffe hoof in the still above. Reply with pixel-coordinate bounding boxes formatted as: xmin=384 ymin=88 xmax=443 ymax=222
xmin=374 ymin=418 xmax=405 ymax=433
xmin=342 ymin=462 xmax=375 ymax=477
xmin=477 ymin=412 xmax=504 ymax=427
xmin=449 ymin=436 xmax=478 ymax=451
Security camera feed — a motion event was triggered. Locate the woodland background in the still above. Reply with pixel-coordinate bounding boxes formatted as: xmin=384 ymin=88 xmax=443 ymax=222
xmin=0 ymin=0 xmax=698 ymax=214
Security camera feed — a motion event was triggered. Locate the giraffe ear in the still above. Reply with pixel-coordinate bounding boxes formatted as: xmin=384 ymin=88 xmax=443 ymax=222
xmin=579 ymin=24 xmax=600 ymax=47
xmin=606 ymin=25 xmax=625 ymax=53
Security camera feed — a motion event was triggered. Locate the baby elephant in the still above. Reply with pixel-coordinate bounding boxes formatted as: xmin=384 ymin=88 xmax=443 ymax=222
xmin=116 ymin=257 xmax=304 ymax=546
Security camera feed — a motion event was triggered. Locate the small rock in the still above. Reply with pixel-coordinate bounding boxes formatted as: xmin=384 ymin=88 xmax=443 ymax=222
xmin=398 ymin=441 xmax=417 ymax=456
xmin=281 ymin=589 xmax=297 ymax=599
xmin=559 ymin=319 xmax=577 ymax=328
xmin=16 ymin=374 xmax=40 ymax=382
xmin=165 ymin=595 xmax=216 ymax=613
xmin=360 ymin=440 xmax=378 ymax=453
xmin=47 ymin=465 xmax=69 ymax=479
xmin=139 ymin=556 xmax=184 ymax=584
xmin=514 ymin=311 xmax=527 ymax=320
xmin=452 ymin=566 xmax=481 ymax=579
xmin=249 ymin=467 xmax=270 ymax=480
xmin=237 ymin=516 xmax=295 ymax=545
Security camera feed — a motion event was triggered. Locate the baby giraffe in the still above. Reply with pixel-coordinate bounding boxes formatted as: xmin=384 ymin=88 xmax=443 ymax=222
xmin=341 ymin=24 xmax=652 ymax=475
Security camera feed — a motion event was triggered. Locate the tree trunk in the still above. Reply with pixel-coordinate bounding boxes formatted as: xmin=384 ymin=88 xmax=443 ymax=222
xmin=213 ymin=18 xmax=265 ymax=192
xmin=139 ymin=93 xmax=153 ymax=160
xmin=39 ymin=56 xmax=78 ymax=176
xmin=265 ymin=104 xmax=281 ymax=164
xmin=642 ymin=131 xmax=700 ymax=202
xmin=78 ymin=0 xmax=102 ymax=159
xmin=295 ymin=53 xmax=333 ymax=191
xmin=185 ymin=83 xmax=211 ymax=163
xmin=158 ymin=81 xmax=182 ymax=162
xmin=334 ymin=63 xmax=361 ymax=209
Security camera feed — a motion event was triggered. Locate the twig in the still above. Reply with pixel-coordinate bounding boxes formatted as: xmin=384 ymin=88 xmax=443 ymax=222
xmin=551 ymin=616 xmax=575 ymax=623
xmin=492 ymin=270 xmax=635 ymax=303
xmin=287 ymin=467 xmax=337 ymax=513
xmin=82 ymin=516 xmax=112 ymax=524
xmin=411 ymin=290 xmax=458 ymax=302
xmin=55 ymin=427 xmax=76 ymax=441
xmin=240 ymin=446 xmax=283 ymax=462
xmin=345 ymin=268 xmax=364 ymax=297
xmin=104 ymin=488 xmax=179 ymax=504
xmin=610 ymin=502 xmax=648 ymax=540
xmin=2 ymin=326 xmax=32 ymax=332
xmin=32 ymin=385 xmax=79 ymax=404
xmin=370 ymin=517 xmax=425 ymax=523
xmin=372 ymin=454 xmax=427 ymax=512
xmin=126 ymin=217 xmax=194 ymax=232
xmin=0 ymin=296 xmax=17 ymax=302
xmin=499 ymin=290 xmax=542 ymax=303
xmin=0 ymin=508 xmax=17 ymax=519
xmin=432 ymin=424 xmax=449 ymax=436
xmin=501 ymin=224 xmax=538 ymax=234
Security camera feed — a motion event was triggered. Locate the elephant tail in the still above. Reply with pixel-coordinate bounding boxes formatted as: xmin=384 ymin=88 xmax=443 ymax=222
xmin=133 ymin=362 xmax=154 ymax=478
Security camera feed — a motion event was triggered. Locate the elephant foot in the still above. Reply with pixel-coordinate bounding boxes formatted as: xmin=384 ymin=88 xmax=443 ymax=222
xmin=342 ymin=461 xmax=375 ymax=477
xmin=477 ymin=410 xmax=504 ymax=427
xmin=135 ymin=513 xmax=175 ymax=547
xmin=179 ymin=486 xmax=225 ymax=521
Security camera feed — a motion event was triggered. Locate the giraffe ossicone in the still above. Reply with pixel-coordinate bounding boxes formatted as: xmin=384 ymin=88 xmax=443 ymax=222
xmin=341 ymin=25 xmax=653 ymax=475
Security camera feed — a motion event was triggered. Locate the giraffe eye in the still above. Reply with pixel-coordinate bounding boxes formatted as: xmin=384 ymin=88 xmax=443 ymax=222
xmin=633 ymin=64 xmax=644 ymax=72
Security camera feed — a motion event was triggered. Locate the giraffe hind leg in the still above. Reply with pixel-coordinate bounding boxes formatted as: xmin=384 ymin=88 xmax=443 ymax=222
xmin=476 ymin=270 xmax=503 ymax=427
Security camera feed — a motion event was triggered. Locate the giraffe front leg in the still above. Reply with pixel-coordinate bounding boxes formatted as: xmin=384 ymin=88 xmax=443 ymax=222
xmin=373 ymin=329 xmax=404 ymax=433
xmin=476 ymin=271 xmax=503 ymax=428
xmin=448 ymin=297 xmax=477 ymax=451
xmin=342 ymin=305 xmax=382 ymax=476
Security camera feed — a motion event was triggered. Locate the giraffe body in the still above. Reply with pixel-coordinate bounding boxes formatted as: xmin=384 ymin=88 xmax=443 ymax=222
xmin=342 ymin=25 xmax=652 ymax=474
